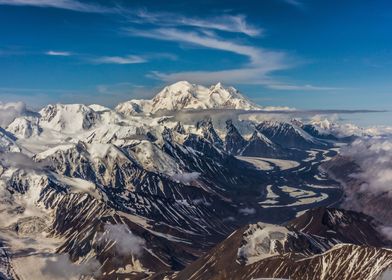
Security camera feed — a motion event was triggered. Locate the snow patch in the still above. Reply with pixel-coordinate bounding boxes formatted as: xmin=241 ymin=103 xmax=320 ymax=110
xmin=238 ymin=222 xmax=289 ymax=265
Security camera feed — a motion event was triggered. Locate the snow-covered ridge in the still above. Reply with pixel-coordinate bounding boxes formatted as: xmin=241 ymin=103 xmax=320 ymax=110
xmin=116 ymin=81 xmax=261 ymax=115
xmin=39 ymin=104 xmax=101 ymax=133
xmin=258 ymin=120 xmax=315 ymax=142
xmin=7 ymin=116 xmax=41 ymax=138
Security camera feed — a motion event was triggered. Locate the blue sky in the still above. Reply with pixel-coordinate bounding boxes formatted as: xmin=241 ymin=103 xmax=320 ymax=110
xmin=0 ymin=0 xmax=392 ymax=123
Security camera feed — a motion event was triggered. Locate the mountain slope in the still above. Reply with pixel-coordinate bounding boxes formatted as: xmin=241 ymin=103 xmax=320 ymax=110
xmin=0 ymin=127 xmax=21 ymax=152
xmin=256 ymin=120 xmax=327 ymax=149
xmin=240 ymin=131 xmax=286 ymax=158
xmin=196 ymin=119 xmax=224 ymax=148
xmin=173 ymin=208 xmax=392 ymax=280
xmin=224 ymin=120 xmax=248 ymax=155
xmin=7 ymin=116 xmax=42 ymax=139
xmin=288 ymin=207 xmax=389 ymax=247
xmin=0 ymin=123 xmax=271 ymax=278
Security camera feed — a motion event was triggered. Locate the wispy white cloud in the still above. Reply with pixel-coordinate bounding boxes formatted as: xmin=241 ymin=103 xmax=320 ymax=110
xmin=149 ymin=68 xmax=273 ymax=85
xmin=93 ymin=55 xmax=146 ymax=64
xmin=44 ymin=51 xmax=151 ymax=64
xmin=172 ymin=172 xmax=200 ymax=184
xmin=266 ymin=83 xmax=342 ymax=91
xmin=133 ymin=11 xmax=262 ymax=37
xmin=0 ymin=1 xmax=262 ymax=37
xmin=45 ymin=50 xmax=72 ymax=56
xmin=0 ymin=101 xmax=27 ymax=127
xmin=130 ymin=27 xmax=336 ymax=90
xmin=131 ymin=27 xmax=285 ymax=85
xmin=98 ymin=224 xmax=145 ymax=257
xmin=0 ymin=0 xmax=115 ymax=13
xmin=283 ymin=0 xmax=304 ymax=8
xmin=127 ymin=28 xmax=281 ymax=66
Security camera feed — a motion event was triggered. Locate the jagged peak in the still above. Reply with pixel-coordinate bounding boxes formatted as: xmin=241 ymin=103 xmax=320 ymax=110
xmin=40 ymin=103 xmax=93 ymax=113
xmin=209 ymin=82 xmax=224 ymax=91
xmin=225 ymin=120 xmax=244 ymax=136
xmin=38 ymin=103 xmax=101 ymax=133
xmin=250 ymin=130 xmax=274 ymax=145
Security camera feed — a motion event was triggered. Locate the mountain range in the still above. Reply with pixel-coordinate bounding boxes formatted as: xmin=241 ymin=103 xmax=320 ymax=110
xmin=0 ymin=81 xmax=390 ymax=280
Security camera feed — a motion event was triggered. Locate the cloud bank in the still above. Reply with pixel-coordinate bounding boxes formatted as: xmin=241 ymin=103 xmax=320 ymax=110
xmin=337 ymin=136 xmax=392 ymax=226
xmin=341 ymin=137 xmax=392 ymax=195
xmin=380 ymin=269 xmax=392 ymax=280
xmin=0 ymin=102 xmax=27 ymax=127
xmin=379 ymin=225 xmax=392 ymax=241
xmin=0 ymin=152 xmax=50 ymax=171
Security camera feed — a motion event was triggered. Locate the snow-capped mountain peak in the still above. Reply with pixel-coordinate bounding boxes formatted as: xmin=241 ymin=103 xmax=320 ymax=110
xmin=151 ymin=81 xmax=207 ymax=112
xmin=159 ymin=80 xmax=195 ymax=94
xmin=208 ymin=82 xmax=255 ymax=108
xmin=116 ymin=81 xmax=261 ymax=115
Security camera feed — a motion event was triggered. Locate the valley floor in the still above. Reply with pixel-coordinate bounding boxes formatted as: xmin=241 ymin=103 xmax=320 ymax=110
xmin=236 ymin=147 xmax=344 ymax=224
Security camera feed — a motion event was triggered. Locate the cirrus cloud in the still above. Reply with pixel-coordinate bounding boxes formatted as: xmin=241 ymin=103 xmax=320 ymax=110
xmin=0 ymin=0 xmax=115 ymax=13
xmin=45 ymin=50 xmax=72 ymax=56
xmin=93 ymin=54 xmax=147 ymax=65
